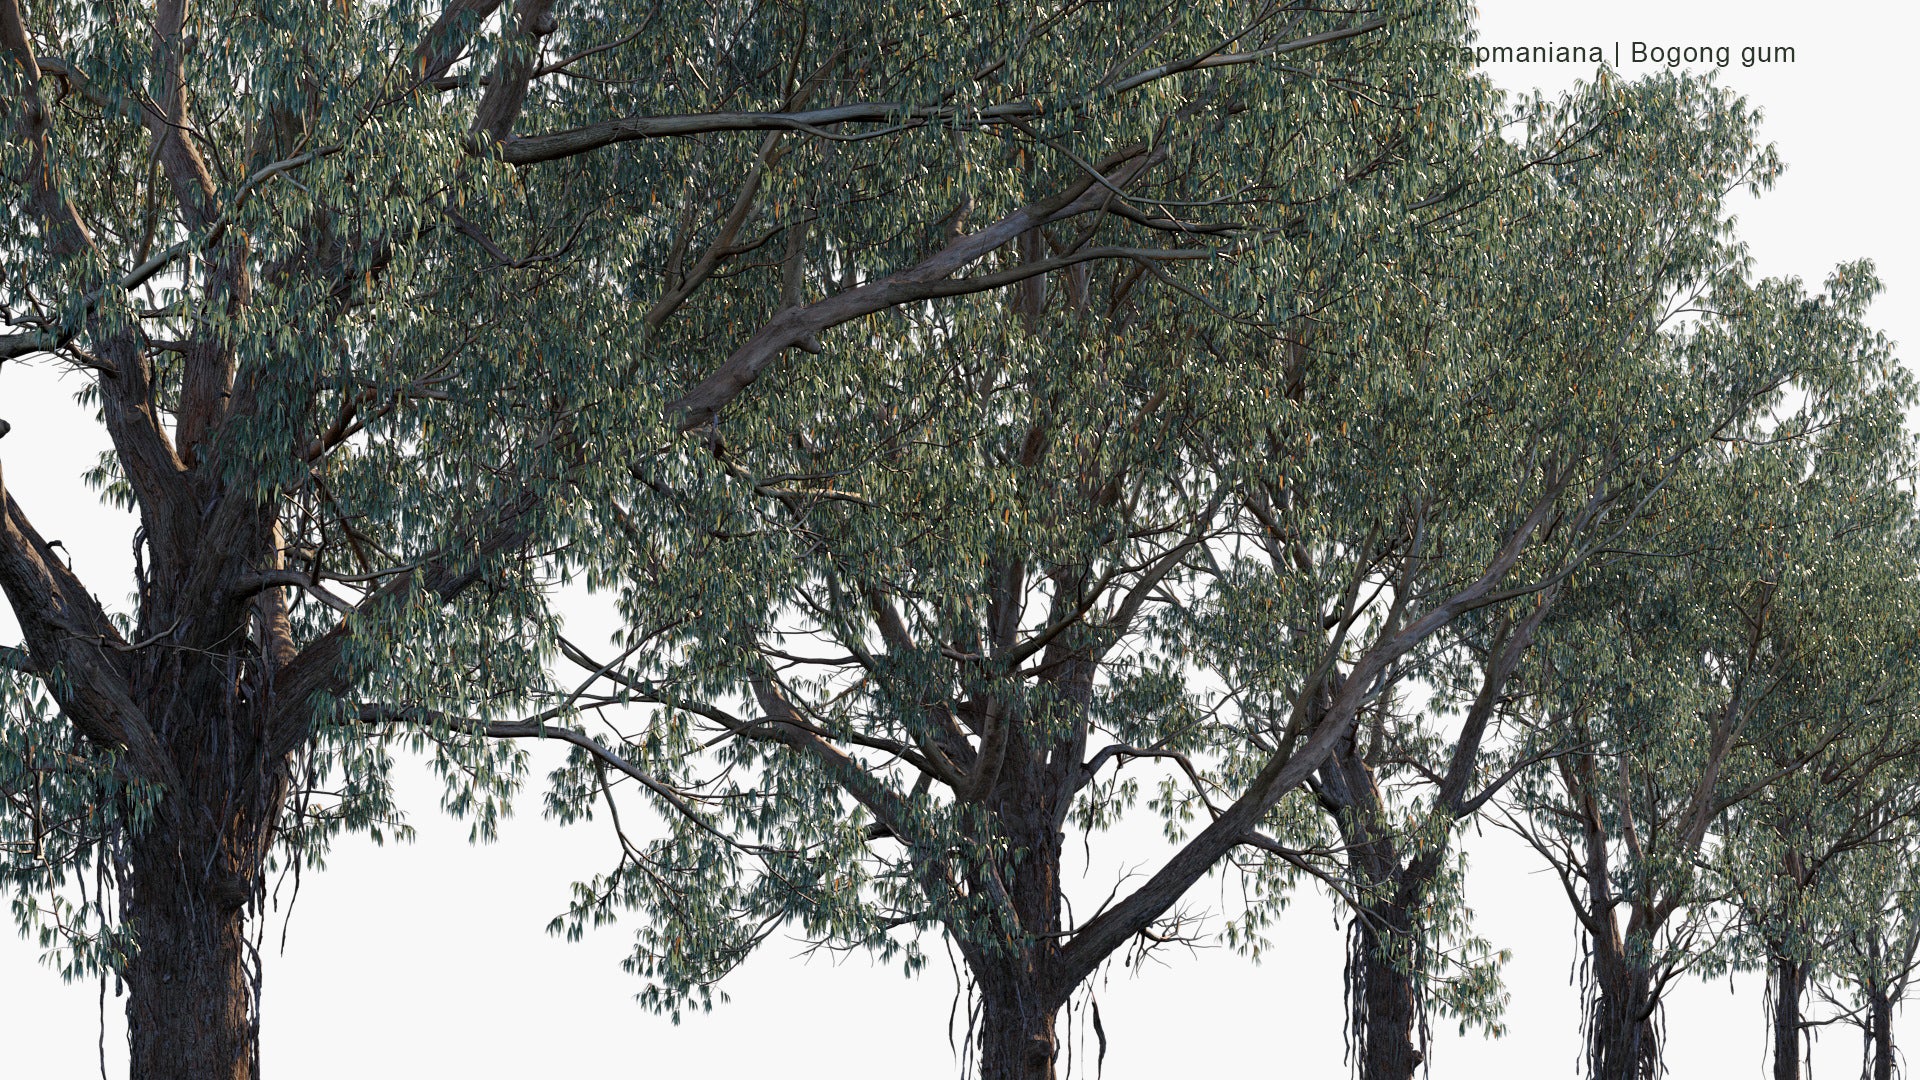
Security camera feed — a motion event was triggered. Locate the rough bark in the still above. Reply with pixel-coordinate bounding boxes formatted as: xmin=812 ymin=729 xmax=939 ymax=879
xmin=978 ymin=976 xmax=1061 ymax=1080
xmin=968 ymin=830 xmax=1065 ymax=1080
xmin=1348 ymin=907 xmax=1425 ymax=1080
xmin=1590 ymin=943 xmax=1660 ymax=1080
xmin=1771 ymin=957 xmax=1806 ymax=1080
xmin=123 ymin=809 xmax=262 ymax=1080
xmin=965 ymin=648 xmax=1081 ymax=1080
xmin=117 ymin=508 xmax=294 ymax=1079
xmin=1869 ymin=991 xmax=1895 ymax=1080
xmin=1318 ymin=736 xmax=1427 ymax=1080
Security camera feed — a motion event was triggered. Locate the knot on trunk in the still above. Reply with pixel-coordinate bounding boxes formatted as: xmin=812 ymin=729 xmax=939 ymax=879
xmin=208 ymin=873 xmax=253 ymax=911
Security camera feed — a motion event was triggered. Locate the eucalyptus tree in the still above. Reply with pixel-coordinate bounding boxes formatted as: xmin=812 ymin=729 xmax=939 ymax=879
xmin=1505 ymin=268 xmax=1915 ymax=1080
xmin=1824 ymin=821 xmax=1920 ymax=1080
xmin=519 ymin=70 xmax=1847 ymax=1080
xmin=0 ymin=1 xmax=1474 ymax=1076
xmin=506 ymin=17 xmax=1517 ymax=1080
xmin=1179 ymin=70 xmax=1829 ymax=1080
xmin=1711 ymin=588 xmax=1920 ymax=1080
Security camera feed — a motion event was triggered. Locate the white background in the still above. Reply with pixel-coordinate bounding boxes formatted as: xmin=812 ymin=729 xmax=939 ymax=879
xmin=3 ymin=2 xmax=1915 ymax=1076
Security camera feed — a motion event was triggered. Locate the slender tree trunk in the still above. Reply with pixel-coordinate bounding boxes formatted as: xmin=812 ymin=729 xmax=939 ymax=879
xmin=1771 ymin=956 xmax=1806 ymax=1080
xmin=1590 ymin=944 xmax=1660 ymax=1080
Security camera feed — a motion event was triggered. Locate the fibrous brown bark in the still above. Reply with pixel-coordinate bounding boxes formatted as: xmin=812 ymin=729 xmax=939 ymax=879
xmin=123 ymin=804 xmax=268 ymax=1080
xmin=1589 ymin=944 xmax=1660 ymax=1080
xmin=1770 ymin=957 xmax=1807 ymax=1080
xmin=1318 ymin=736 xmax=1429 ymax=1080
xmin=1347 ymin=909 xmax=1425 ymax=1080
xmin=1868 ymin=990 xmax=1895 ymax=1080
xmin=114 ymin=498 xmax=294 ymax=1080
xmin=978 ymin=977 xmax=1061 ymax=1080
xmin=964 ymin=649 xmax=1078 ymax=1080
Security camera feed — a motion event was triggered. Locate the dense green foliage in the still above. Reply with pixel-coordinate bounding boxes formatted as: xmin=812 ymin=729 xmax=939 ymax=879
xmin=1 ymin=2 xmax=1916 ymax=1078
xmin=1502 ymin=262 xmax=1917 ymax=1078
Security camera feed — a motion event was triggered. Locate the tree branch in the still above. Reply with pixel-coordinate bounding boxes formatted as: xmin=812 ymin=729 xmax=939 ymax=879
xmin=0 ymin=461 xmax=178 ymax=787
xmin=499 ymin=101 xmax=1043 ymax=165
xmin=263 ymin=486 xmax=547 ymax=757
xmin=472 ymin=0 xmax=559 ymax=143
xmin=664 ymin=142 xmax=1161 ymax=428
xmin=1053 ymin=487 xmax=1564 ymax=991
xmin=0 ymin=0 xmax=197 ymax=568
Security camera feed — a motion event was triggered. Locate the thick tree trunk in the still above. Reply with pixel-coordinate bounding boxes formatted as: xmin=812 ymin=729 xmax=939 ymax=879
xmin=1590 ymin=946 xmax=1660 ymax=1080
xmin=969 ymin=813 xmax=1063 ymax=1080
xmin=978 ymin=981 xmax=1060 ymax=1080
xmin=960 ymin=642 xmax=1088 ymax=1080
xmin=1770 ymin=957 xmax=1806 ymax=1080
xmin=123 ymin=810 xmax=258 ymax=1080
xmin=120 ymin=621 xmax=290 ymax=1080
xmin=1320 ymin=737 xmax=1433 ymax=1080
xmin=1351 ymin=907 xmax=1424 ymax=1080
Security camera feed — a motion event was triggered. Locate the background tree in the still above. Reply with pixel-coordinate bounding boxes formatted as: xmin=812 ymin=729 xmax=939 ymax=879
xmin=1505 ymin=267 xmax=1915 ymax=1080
xmin=1710 ymin=565 xmax=1920 ymax=1080
xmin=1825 ymin=819 xmax=1920 ymax=1080
xmin=530 ymin=70 xmax=1860 ymax=1080
xmin=1204 ymin=70 xmax=1809 ymax=1080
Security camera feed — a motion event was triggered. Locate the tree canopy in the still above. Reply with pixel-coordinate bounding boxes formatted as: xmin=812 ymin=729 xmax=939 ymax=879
xmin=2 ymin=3 xmax=1916 ymax=1080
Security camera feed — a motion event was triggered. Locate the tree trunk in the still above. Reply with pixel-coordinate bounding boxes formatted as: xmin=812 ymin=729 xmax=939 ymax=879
xmin=123 ymin=809 xmax=258 ymax=1080
xmin=1351 ymin=907 xmax=1424 ymax=1080
xmin=1320 ymin=737 xmax=1432 ymax=1080
xmin=1771 ymin=956 xmax=1806 ymax=1080
xmin=1590 ymin=946 xmax=1660 ymax=1080
xmin=969 ymin=811 xmax=1063 ymax=1080
xmin=961 ymin=642 xmax=1088 ymax=1080
xmin=978 ymin=980 xmax=1060 ymax=1080
xmin=120 ymin=622 xmax=290 ymax=1080
xmin=1867 ymin=990 xmax=1894 ymax=1080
